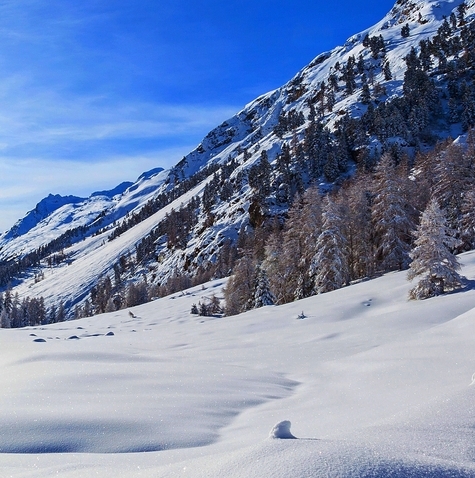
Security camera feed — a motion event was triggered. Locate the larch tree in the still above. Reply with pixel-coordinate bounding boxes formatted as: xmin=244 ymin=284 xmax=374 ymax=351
xmin=460 ymin=188 xmax=475 ymax=250
xmin=310 ymin=196 xmax=349 ymax=294
xmin=432 ymin=142 xmax=473 ymax=233
xmin=340 ymin=173 xmax=375 ymax=281
xmin=264 ymin=187 xmax=322 ymax=303
xmin=224 ymin=254 xmax=256 ymax=316
xmin=408 ymin=198 xmax=463 ymax=300
xmin=372 ymin=153 xmax=413 ymax=272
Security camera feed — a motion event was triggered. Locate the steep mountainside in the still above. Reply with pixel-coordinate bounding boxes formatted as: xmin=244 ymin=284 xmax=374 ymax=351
xmin=0 ymin=0 xmax=474 ymax=319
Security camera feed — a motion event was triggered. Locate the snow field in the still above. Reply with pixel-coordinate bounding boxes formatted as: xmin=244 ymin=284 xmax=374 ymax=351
xmin=1 ymin=252 xmax=475 ymax=475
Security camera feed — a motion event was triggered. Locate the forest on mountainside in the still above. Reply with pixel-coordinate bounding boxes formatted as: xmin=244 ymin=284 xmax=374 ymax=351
xmin=1 ymin=2 xmax=475 ymax=326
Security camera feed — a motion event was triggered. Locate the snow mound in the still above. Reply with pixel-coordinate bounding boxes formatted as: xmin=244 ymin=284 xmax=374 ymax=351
xmin=269 ymin=420 xmax=297 ymax=439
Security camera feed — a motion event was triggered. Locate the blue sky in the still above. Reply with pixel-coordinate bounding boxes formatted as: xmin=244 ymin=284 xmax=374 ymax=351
xmin=0 ymin=0 xmax=395 ymax=231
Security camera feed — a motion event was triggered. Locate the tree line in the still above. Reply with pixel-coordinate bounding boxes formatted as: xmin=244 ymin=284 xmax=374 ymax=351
xmin=224 ymin=133 xmax=475 ymax=313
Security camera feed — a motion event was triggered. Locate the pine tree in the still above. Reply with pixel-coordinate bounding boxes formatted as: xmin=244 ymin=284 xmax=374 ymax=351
xmin=383 ymin=61 xmax=392 ymax=81
xmin=433 ymin=142 xmax=473 ymax=232
xmin=340 ymin=174 xmax=375 ymax=280
xmin=457 ymin=1 xmax=466 ymax=26
xmin=360 ymin=73 xmax=371 ymax=104
xmin=0 ymin=308 xmax=10 ymax=328
xmin=310 ymin=196 xmax=349 ymax=294
xmin=460 ymin=188 xmax=475 ymax=250
xmin=408 ymin=198 xmax=463 ymax=299
xmin=263 ymin=187 xmax=322 ymax=303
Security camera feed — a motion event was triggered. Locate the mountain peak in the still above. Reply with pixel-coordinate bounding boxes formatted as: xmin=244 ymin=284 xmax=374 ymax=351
xmin=4 ymin=193 xmax=85 ymax=240
xmin=388 ymin=0 xmax=468 ymax=25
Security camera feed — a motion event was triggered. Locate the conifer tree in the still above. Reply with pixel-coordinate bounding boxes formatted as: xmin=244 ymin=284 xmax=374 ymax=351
xmin=340 ymin=174 xmax=375 ymax=280
xmin=263 ymin=187 xmax=322 ymax=303
xmin=408 ymin=198 xmax=463 ymax=299
xmin=460 ymin=188 xmax=475 ymax=250
xmin=310 ymin=196 xmax=349 ymax=294
xmin=372 ymin=153 xmax=413 ymax=271
xmin=224 ymin=254 xmax=256 ymax=315
xmin=360 ymin=73 xmax=371 ymax=104
xmin=433 ymin=142 xmax=473 ymax=232
xmin=383 ymin=61 xmax=392 ymax=81
xmin=252 ymin=264 xmax=275 ymax=308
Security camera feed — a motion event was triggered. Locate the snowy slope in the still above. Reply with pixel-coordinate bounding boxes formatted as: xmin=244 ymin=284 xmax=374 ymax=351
xmin=2 ymin=251 xmax=475 ymax=476
xmin=0 ymin=168 xmax=166 ymax=260
xmin=10 ymin=177 xmax=210 ymax=309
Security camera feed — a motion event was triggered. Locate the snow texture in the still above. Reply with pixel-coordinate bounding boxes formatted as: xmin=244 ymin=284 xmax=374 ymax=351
xmin=269 ymin=420 xmax=296 ymax=439
xmin=1 ymin=251 xmax=475 ymax=476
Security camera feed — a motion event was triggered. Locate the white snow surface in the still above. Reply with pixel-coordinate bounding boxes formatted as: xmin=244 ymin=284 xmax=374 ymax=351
xmin=2 ymin=251 xmax=475 ymax=476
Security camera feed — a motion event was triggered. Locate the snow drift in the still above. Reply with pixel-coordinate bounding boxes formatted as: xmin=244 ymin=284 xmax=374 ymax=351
xmin=1 ymin=251 xmax=475 ymax=476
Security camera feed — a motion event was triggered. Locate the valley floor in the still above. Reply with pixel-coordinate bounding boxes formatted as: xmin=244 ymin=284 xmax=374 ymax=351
xmin=2 ymin=252 xmax=475 ymax=476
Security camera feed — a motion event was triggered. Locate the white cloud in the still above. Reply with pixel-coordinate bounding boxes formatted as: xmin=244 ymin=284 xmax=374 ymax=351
xmin=0 ymin=82 xmax=237 ymax=146
xmin=0 ymin=80 xmax=240 ymax=233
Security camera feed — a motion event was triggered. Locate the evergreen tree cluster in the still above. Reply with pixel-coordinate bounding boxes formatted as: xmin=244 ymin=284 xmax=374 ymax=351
xmin=190 ymin=294 xmax=223 ymax=317
xmin=225 ymin=131 xmax=475 ymax=313
xmin=0 ymin=290 xmax=65 ymax=328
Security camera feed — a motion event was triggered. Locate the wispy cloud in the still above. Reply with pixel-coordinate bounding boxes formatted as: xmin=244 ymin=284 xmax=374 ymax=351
xmin=0 ymin=1 xmax=247 ymax=232
xmin=0 ymin=79 xmax=238 ymax=231
xmin=0 ymin=81 xmax=237 ymax=147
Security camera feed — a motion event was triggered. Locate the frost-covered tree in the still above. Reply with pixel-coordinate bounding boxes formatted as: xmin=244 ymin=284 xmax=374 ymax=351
xmin=310 ymin=196 xmax=349 ymax=294
xmin=372 ymin=153 xmax=413 ymax=271
xmin=252 ymin=264 xmax=275 ymax=308
xmin=408 ymin=198 xmax=463 ymax=300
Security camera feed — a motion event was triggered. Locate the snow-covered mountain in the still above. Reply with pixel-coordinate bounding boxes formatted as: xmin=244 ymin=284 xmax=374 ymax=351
xmin=0 ymin=0 xmax=474 ymax=315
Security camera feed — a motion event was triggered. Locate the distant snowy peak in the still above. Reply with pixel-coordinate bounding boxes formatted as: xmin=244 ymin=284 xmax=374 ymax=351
xmin=4 ymin=193 xmax=85 ymax=239
xmin=136 ymin=167 xmax=164 ymax=182
xmin=91 ymin=181 xmax=133 ymax=199
xmin=0 ymin=167 xmax=169 ymax=260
